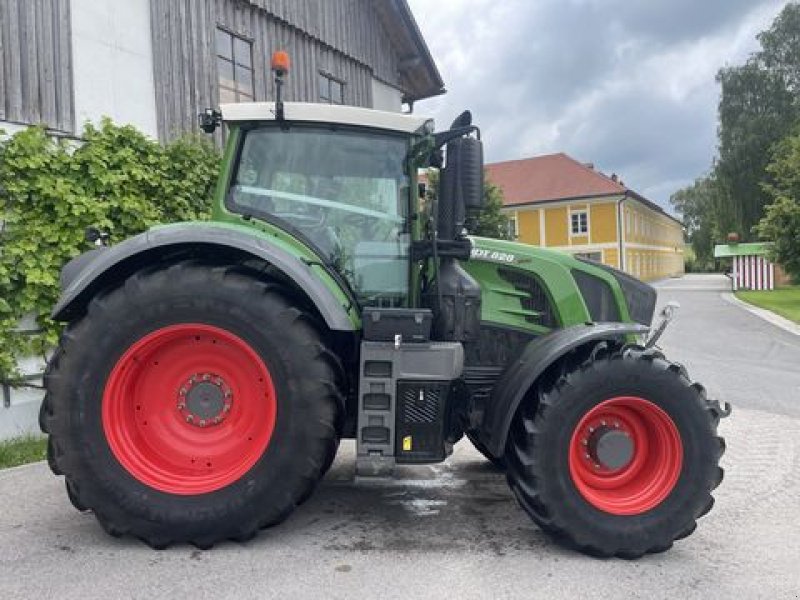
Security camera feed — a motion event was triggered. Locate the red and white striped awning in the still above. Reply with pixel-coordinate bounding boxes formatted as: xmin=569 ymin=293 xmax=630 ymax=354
xmin=732 ymin=255 xmax=774 ymax=291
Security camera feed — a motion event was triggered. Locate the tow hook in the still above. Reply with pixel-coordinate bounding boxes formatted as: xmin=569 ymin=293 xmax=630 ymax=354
xmin=645 ymin=300 xmax=680 ymax=349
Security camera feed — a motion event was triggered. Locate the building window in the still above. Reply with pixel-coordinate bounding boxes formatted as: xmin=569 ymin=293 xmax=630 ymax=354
xmin=570 ymin=209 xmax=588 ymax=235
xmin=508 ymin=214 xmax=519 ymax=239
xmin=319 ymin=72 xmax=344 ymax=104
xmin=216 ymin=28 xmax=254 ymax=103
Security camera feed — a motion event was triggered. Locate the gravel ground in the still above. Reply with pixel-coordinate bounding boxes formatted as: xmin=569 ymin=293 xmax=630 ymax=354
xmin=0 ymin=274 xmax=798 ymax=600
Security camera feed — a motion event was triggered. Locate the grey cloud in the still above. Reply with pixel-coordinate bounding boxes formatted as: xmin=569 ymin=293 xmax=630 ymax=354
xmin=409 ymin=0 xmax=787 ymax=209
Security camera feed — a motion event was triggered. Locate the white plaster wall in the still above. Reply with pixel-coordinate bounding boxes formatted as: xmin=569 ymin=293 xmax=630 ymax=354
xmin=70 ymin=0 xmax=158 ymax=138
xmin=371 ymin=78 xmax=403 ymax=112
xmin=0 ymin=121 xmax=32 ymax=137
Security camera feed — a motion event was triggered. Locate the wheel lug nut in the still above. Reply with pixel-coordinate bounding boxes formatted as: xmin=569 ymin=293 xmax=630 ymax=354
xmin=177 ymin=402 xmax=186 ymax=410
xmin=584 ymin=453 xmax=590 ymax=460
xmin=199 ymin=420 xmax=206 ymax=427
xmin=186 ymin=415 xmax=193 ymax=423
xmin=588 ymin=427 xmax=595 ymax=433
xmin=601 ymin=420 xmax=607 ymax=426
xmin=582 ymin=439 xmax=588 ymax=446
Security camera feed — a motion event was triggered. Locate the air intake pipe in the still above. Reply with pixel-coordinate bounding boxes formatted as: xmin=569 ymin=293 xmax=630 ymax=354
xmin=423 ymin=112 xmax=484 ymax=342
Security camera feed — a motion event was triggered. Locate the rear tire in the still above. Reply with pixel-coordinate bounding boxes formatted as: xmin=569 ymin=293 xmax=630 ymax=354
xmin=505 ymin=344 xmax=727 ymax=558
xmin=42 ymin=261 xmax=343 ymax=548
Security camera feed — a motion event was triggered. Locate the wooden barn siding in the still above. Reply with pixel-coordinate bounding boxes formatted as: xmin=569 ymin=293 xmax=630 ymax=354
xmin=244 ymin=0 xmax=399 ymax=86
xmin=0 ymin=0 xmax=73 ymax=133
xmin=150 ymin=0 xmax=400 ymax=141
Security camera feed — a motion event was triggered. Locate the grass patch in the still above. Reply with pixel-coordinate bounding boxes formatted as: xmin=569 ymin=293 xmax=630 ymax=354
xmin=0 ymin=434 xmax=47 ymax=469
xmin=736 ymin=286 xmax=800 ymax=324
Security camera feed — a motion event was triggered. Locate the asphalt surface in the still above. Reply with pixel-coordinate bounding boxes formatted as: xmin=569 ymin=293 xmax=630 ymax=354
xmin=1 ymin=274 xmax=799 ymax=599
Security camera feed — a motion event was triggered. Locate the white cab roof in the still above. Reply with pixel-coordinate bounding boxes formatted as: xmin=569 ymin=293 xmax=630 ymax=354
xmin=220 ymin=102 xmax=433 ymax=135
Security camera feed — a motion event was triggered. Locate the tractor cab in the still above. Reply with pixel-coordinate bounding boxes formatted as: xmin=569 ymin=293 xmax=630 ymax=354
xmin=217 ymin=102 xmax=432 ymax=309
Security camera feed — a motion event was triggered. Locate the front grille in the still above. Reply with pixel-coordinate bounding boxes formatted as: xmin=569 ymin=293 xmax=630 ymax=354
xmin=572 ymin=269 xmax=621 ymax=322
xmin=577 ymin=259 xmax=657 ymax=326
xmin=498 ymin=268 xmax=559 ymax=328
xmin=613 ymin=270 xmax=657 ymax=326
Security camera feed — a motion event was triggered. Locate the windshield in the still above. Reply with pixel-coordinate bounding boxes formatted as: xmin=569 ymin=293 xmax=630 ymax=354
xmin=230 ymin=126 xmax=412 ymax=307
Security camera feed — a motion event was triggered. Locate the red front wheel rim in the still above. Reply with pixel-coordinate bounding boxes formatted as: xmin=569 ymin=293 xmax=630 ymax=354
xmin=102 ymin=324 xmax=277 ymax=495
xmin=568 ymin=396 xmax=683 ymax=515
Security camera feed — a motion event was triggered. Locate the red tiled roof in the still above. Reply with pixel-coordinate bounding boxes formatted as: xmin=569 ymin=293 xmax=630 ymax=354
xmin=486 ymin=153 xmax=626 ymax=206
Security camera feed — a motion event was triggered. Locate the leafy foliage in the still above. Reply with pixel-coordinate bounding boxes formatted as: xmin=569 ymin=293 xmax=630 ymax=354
xmin=424 ymin=168 xmax=512 ymax=240
xmin=470 ymin=178 xmax=512 ymax=239
xmin=0 ymin=119 xmax=220 ymax=383
xmin=669 ymin=174 xmax=723 ymax=270
xmin=672 ymin=3 xmax=800 ymax=259
xmin=757 ymin=131 xmax=800 ymax=280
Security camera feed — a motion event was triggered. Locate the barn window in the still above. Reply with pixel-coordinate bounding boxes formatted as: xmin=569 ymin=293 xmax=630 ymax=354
xmin=216 ymin=28 xmax=254 ymax=103
xmin=319 ymin=72 xmax=344 ymax=104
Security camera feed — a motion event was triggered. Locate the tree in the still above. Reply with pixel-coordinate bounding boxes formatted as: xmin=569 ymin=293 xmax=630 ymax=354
xmin=673 ymin=3 xmax=800 ymax=248
xmin=470 ymin=178 xmax=512 ymax=239
xmin=669 ymin=174 xmax=720 ymax=270
xmin=756 ymin=131 xmax=800 ymax=280
xmin=424 ymin=169 xmax=512 ymax=240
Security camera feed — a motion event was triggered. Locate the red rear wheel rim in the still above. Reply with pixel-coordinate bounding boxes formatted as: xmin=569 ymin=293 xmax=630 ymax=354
xmin=102 ymin=324 xmax=276 ymax=495
xmin=568 ymin=396 xmax=683 ymax=515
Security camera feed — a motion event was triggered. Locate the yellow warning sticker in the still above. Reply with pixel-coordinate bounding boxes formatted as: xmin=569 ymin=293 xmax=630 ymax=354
xmin=402 ymin=435 xmax=412 ymax=451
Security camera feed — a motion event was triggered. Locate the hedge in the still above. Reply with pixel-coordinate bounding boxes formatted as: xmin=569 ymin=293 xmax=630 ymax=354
xmin=0 ymin=119 xmax=220 ymax=384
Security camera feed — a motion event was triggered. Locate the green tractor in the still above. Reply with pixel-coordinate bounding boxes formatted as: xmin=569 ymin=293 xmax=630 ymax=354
xmin=40 ymin=58 xmax=729 ymax=558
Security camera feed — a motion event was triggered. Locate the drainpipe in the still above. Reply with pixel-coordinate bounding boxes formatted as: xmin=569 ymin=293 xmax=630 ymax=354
xmin=617 ymin=193 xmax=627 ymax=272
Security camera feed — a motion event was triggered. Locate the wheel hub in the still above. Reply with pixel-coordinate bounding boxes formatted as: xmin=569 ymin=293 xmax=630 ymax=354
xmin=569 ymin=396 xmax=684 ymax=515
xmin=177 ymin=373 xmax=232 ymax=427
xmin=588 ymin=426 xmax=634 ymax=471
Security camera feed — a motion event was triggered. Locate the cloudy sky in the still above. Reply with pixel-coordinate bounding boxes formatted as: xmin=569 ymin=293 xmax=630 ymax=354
xmin=407 ymin=0 xmax=789 ymax=211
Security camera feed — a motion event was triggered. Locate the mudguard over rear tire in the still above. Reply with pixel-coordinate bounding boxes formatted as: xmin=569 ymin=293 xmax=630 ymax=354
xmin=504 ymin=343 xmax=728 ymax=558
xmin=40 ymin=261 xmax=343 ymax=548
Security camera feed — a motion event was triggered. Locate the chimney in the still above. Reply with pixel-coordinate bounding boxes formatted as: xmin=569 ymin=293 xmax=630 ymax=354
xmin=611 ymin=173 xmax=618 ymax=182
xmin=583 ymin=162 xmax=594 ymax=170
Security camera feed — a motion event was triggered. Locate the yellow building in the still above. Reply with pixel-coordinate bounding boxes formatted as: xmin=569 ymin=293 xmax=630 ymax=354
xmin=486 ymin=153 xmax=684 ymax=281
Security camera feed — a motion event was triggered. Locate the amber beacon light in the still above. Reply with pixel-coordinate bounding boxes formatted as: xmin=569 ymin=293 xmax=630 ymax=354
xmin=271 ymin=50 xmax=290 ymax=75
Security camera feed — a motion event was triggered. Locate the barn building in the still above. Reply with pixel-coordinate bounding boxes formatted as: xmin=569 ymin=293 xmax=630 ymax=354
xmin=0 ymin=0 xmax=443 ymax=439
xmin=0 ymin=0 xmax=444 ymax=141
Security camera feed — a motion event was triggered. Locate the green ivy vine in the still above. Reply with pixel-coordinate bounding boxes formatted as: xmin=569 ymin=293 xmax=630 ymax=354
xmin=0 ymin=119 xmax=220 ymax=384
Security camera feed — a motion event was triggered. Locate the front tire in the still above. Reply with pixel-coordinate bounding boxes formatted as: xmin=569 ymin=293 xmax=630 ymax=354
xmin=41 ymin=261 xmax=343 ymax=548
xmin=505 ymin=344 xmax=727 ymax=558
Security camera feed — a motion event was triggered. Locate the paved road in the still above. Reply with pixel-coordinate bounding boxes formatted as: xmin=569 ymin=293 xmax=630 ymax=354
xmin=1 ymin=274 xmax=799 ymax=599
xmin=656 ymin=274 xmax=800 ymax=419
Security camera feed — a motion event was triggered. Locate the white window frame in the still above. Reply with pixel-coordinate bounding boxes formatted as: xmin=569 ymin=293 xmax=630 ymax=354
xmin=569 ymin=208 xmax=589 ymax=236
xmin=508 ymin=212 xmax=519 ymax=239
